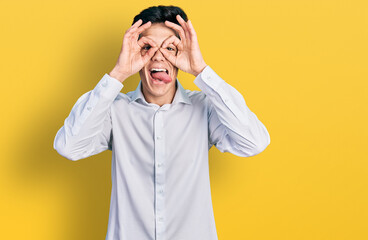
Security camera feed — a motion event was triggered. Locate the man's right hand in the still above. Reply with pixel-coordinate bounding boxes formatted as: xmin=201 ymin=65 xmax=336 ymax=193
xmin=109 ymin=19 xmax=158 ymax=83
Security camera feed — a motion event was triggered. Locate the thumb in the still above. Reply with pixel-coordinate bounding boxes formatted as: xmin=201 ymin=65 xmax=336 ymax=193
xmin=159 ymin=48 xmax=177 ymax=67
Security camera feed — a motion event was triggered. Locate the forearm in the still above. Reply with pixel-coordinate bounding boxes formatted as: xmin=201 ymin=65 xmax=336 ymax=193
xmin=53 ymin=73 xmax=123 ymax=160
xmin=194 ymin=66 xmax=270 ymax=156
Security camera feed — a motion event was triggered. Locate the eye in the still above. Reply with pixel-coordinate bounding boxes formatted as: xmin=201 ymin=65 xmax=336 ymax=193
xmin=167 ymin=47 xmax=175 ymax=51
xmin=143 ymin=45 xmax=151 ymax=50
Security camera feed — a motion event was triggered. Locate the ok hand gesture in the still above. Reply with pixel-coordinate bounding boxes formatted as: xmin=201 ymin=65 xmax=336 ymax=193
xmin=159 ymin=15 xmax=207 ymax=77
xmin=109 ymin=19 xmax=159 ymax=83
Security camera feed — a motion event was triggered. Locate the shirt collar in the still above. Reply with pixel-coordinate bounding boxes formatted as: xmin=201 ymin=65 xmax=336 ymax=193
xmin=129 ymin=78 xmax=192 ymax=105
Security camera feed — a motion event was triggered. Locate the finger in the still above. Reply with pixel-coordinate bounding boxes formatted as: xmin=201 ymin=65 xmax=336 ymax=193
xmin=161 ymin=35 xmax=181 ymax=49
xmin=126 ymin=20 xmax=149 ymax=39
xmin=134 ymin=21 xmax=152 ymax=36
xmin=176 ymin=15 xmax=189 ymax=31
xmin=137 ymin=36 xmax=157 ymax=48
xmin=159 ymin=48 xmax=177 ymax=66
xmin=164 ymin=21 xmax=186 ymax=42
xmin=187 ymin=19 xmax=198 ymax=41
xmin=131 ymin=19 xmax=143 ymax=29
xmin=176 ymin=15 xmax=190 ymax=39
xmin=131 ymin=21 xmax=151 ymax=40
xmin=125 ymin=19 xmax=143 ymax=35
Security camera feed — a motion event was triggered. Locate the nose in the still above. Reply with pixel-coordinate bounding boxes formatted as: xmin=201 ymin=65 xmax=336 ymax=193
xmin=151 ymin=48 xmax=165 ymax=61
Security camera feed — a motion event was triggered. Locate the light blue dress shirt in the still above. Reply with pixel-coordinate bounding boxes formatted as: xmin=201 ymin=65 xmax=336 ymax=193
xmin=53 ymin=65 xmax=270 ymax=240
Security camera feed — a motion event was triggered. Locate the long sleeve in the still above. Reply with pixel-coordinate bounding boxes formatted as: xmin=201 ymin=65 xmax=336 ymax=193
xmin=53 ymin=74 xmax=124 ymax=161
xmin=193 ymin=66 xmax=270 ymax=157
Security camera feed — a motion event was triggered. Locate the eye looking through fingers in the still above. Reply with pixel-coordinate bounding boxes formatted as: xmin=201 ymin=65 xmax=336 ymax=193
xmin=141 ymin=44 xmax=154 ymax=56
xmin=166 ymin=44 xmax=177 ymax=52
xmin=142 ymin=44 xmax=152 ymax=51
xmin=168 ymin=47 xmax=178 ymax=56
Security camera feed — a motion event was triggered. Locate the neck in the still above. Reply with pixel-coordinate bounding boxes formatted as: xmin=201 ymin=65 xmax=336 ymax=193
xmin=141 ymin=83 xmax=177 ymax=107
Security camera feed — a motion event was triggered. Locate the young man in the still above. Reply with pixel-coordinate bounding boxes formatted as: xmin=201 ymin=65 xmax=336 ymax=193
xmin=54 ymin=5 xmax=270 ymax=240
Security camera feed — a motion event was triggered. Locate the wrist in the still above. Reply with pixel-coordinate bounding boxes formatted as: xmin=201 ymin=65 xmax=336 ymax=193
xmin=193 ymin=63 xmax=207 ymax=77
xmin=109 ymin=66 xmax=130 ymax=83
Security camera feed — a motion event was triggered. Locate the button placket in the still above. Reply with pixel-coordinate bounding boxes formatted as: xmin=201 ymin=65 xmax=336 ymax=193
xmin=154 ymin=110 xmax=166 ymax=240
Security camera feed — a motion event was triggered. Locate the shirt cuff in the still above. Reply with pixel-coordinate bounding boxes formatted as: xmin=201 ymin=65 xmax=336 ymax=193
xmin=193 ymin=65 xmax=225 ymax=92
xmin=95 ymin=73 xmax=124 ymax=99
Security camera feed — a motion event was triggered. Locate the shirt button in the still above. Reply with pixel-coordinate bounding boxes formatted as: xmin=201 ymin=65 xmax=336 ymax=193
xmin=157 ymin=163 xmax=163 ymax=167
xmin=156 ymin=136 xmax=161 ymax=140
xmin=158 ymin=217 xmax=164 ymax=222
xmin=87 ymin=106 xmax=92 ymax=111
xmin=159 ymin=189 xmax=164 ymax=193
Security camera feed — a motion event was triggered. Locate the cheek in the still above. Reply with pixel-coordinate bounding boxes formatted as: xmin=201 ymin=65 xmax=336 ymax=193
xmin=171 ymin=67 xmax=178 ymax=77
xmin=139 ymin=69 xmax=147 ymax=79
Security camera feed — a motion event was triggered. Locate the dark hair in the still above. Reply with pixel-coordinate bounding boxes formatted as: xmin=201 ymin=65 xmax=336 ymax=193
xmin=132 ymin=5 xmax=188 ymax=26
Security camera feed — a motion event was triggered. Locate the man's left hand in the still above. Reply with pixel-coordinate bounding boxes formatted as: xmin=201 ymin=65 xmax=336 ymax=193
xmin=159 ymin=15 xmax=207 ymax=77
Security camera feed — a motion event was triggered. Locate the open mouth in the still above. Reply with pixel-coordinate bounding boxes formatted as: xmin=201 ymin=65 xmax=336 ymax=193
xmin=150 ymin=68 xmax=169 ymax=74
xmin=149 ymin=68 xmax=172 ymax=84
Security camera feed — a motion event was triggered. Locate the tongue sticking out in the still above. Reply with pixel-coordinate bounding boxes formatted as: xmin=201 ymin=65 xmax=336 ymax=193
xmin=151 ymin=71 xmax=172 ymax=83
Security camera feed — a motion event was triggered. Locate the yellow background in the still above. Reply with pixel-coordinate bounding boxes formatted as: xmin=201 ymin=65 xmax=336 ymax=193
xmin=1 ymin=0 xmax=367 ymax=239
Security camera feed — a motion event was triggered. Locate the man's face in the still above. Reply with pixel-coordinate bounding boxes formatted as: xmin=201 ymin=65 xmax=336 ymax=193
xmin=139 ymin=23 xmax=179 ymax=103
